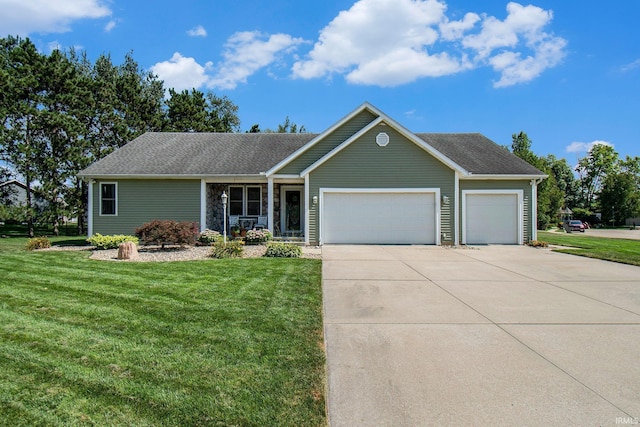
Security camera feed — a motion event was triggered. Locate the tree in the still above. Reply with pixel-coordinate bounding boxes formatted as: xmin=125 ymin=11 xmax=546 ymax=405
xmin=510 ymin=132 xmax=562 ymax=229
xmin=511 ymin=131 xmax=538 ymax=166
xmin=598 ymin=156 xmax=640 ymax=225
xmin=164 ymin=89 xmax=240 ymax=132
xmin=0 ymin=36 xmax=46 ymax=237
xmin=575 ymin=143 xmax=618 ymax=210
xmin=547 ymin=155 xmax=580 ymax=208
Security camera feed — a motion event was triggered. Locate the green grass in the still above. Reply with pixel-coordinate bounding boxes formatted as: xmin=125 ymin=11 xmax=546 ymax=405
xmin=538 ymin=231 xmax=640 ymax=266
xmin=0 ymin=238 xmax=325 ymax=426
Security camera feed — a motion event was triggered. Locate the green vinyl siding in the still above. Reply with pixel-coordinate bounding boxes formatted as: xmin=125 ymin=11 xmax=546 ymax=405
xmin=92 ymin=179 xmax=201 ymax=235
xmin=277 ymin=110 xmax=377 ymax=175
xmin=459 ymin=180 xmax=534 ymax=243
xmin=308 ymin=124 xmax=455 ymax=244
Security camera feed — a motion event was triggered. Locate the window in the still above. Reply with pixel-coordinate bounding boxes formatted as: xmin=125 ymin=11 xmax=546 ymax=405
xmin=100 ymin=183 xmax=117 ymax=215
xmin=247 ymin=187 xmax=261 ymax=215
xmin=229 ymin=186 xmax=244 ymax=215
xmin=228 ymin=185 xmax=261 ymax=216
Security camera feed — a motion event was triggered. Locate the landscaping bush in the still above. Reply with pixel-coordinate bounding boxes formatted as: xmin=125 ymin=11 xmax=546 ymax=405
xmin=211 ymin=240 xmax=244 ymax=258
xmin=198 ymin=229 xmax=222 ymax=245
xmin=245 ymin=228 xmax=272 ymax=245
xmin=264 ymin=242 xmax=302 ymax=258
xmin=87 ymin=233 xmax=139 ymax=250
xmin=135 ymin=220 xmax=199 ymax=248
xmin=25 ymin=237 xmax=51 ymax=251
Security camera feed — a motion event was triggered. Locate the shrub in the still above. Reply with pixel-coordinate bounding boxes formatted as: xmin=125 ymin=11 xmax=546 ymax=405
xmin=25 ymin=237 xmax=51 ymax=251
xmin=135 ymin=220 xmax=199 ymax=248
xmin=198 ymin=229 xmax=222 ymax=245
xmin=211 ymin=240 xmax=244 ymax=259
xmin=264 ymin=242 xmax=302 ymax=258
xmin=245 ymin=228 xmax=272 ymax=245
xmin=528 ymin=240 xmax=549 ymax=248
xmin=87 ymin=233 xmax=139 ymax=250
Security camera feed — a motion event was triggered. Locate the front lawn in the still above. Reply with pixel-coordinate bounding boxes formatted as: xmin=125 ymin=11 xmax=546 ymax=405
xmin=538 ymin=231 xmax=640 ymax=266
xmin=0 ymin=239 xmax=325 ymax=426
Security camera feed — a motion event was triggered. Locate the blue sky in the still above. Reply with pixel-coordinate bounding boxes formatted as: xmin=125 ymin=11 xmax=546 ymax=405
xmin=2 ymin=0 xmax=639 ymax=163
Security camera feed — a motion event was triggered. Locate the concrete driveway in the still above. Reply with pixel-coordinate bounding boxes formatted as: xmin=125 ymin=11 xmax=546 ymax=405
xmin=322 ymin=245 xmax=640 ymax=426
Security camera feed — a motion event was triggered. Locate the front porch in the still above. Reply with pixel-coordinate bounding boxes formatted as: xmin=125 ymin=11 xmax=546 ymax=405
xmin=203 ymin=182 xmax=305 ymax=240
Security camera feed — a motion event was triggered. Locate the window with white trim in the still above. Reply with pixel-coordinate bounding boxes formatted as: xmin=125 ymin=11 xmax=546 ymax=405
xmin=100 ymin=182 xmax=117 ymax=216
xmin=229 ymin=185 xmax=261 ymax=216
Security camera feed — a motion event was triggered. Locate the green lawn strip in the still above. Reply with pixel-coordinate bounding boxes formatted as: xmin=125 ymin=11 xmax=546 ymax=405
xmin=537 ymin=231 xmax=640 ymax=266
xmin=0 ymin=246 xmax=325 ymax=426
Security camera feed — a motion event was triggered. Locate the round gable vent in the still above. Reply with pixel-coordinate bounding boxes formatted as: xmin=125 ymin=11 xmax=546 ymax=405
xmin=376 ymin=132 xmax=390 ymax=147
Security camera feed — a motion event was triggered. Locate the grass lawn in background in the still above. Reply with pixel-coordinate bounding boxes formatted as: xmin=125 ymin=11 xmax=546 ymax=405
xmin=538 ymin=231 xmax=640 ymax=266
xmin=0 ymin=238 xmax=325 ymax=426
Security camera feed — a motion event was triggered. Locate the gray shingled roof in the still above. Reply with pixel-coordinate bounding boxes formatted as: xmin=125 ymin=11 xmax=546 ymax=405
xmin=79 ymin=131 xmax=544 ymax=177
xmin=79 ymin=132 xmax=317 ymax=176
xmin=417 ymin=133 xmax=544 ymax=175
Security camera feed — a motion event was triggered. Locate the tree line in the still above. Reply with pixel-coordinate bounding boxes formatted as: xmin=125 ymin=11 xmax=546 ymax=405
xmin=0 ymin=36 xmax=244 ymax=237
xmin=510 ymin=132 xmax=640 ymax=229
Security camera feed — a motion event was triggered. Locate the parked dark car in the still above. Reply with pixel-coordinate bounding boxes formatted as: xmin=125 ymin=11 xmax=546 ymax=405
xmin=568 ymin=220 xmax=585 ymax=232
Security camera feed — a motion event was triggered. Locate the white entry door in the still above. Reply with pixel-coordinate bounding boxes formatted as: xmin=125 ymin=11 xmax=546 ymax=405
xmin=321 ymin=190 xmax=437 ymax=244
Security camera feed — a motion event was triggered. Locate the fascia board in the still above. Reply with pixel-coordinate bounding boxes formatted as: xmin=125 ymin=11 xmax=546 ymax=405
xmin=462 ymin=174 xmax=548 ymax=180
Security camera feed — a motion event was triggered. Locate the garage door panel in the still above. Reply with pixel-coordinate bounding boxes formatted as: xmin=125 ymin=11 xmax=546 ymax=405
xmin=465 ymin=194 xmax=518 ymax=244
xmin=323 ymin=192 xmax=436 ymax=244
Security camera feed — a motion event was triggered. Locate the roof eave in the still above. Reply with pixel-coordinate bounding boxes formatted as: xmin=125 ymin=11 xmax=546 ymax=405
xmin=462 ymin=173 xmax=548 ymax=180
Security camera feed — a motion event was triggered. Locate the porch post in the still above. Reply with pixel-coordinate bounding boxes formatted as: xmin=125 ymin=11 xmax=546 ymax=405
xmin=200 ymin=179 xmax=207 ymax=232
xmin=267 ymin=177 xmax=274 ymax=232
xmin=304 ymin=175 xmax=310 ymax=246
xmin=87 ymin=180 xmax=93 ymax=238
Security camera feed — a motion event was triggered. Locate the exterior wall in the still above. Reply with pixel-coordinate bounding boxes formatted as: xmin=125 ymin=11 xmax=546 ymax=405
xmin=308 ymin=123 xmax=455 ymax=245
xmin=92 ymin=179 xmax=201 ymax=235
xmin=205 ymin=183 xmax=269 ymax=232
xmin=459 ymin=180 xmax=534 ymax=243
xmin=278 ymin=110 xmax=378 ymax=175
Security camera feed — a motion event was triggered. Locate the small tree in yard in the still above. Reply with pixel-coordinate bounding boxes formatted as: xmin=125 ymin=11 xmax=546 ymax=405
xmin=135 ymin=220 xmax=199 ymax=248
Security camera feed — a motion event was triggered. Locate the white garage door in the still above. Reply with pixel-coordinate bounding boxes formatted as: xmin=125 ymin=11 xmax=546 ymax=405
xmin=465 ymin=193 xmax=519 ymax=244
xmin=322 ymin=191 xmax=436 ymax=244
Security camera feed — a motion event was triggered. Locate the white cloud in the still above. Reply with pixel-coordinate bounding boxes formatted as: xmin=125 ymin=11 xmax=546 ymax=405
xmin=187 ymin=25 xmax=207 ymax=37
xmin=566 ymin=140 xmax=614 ymax=153
xmin=104 ymin=19 xmax=117 ymax=32
xmin=208 ymin=31 xmax=305 ymax=90
xmin=292 ymin=0 xmax=566 ymax=88
xmin=48 ymin=41 xmax=61 ymax=52
xmin=621 ymin=59 xmax=640 ymax=73
xmin=292 ymin=0 xmax=450 ymax=85
xmin=150 ymin=52 xmax=212 ymax=92
xmin=0 ymin=0 xmax=111 ymax=35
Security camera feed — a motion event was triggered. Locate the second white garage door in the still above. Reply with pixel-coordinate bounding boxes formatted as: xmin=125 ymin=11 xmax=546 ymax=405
xmin=321 ymin=191 xmax=437 ymax=244
xmin=464 ymin=192 xmax=521 ymax=244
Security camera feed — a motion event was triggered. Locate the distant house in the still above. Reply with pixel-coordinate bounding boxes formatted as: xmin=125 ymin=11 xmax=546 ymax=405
xmin=79 ymin=102 xmax=547 ymax=245
xmin=0 ymin=180 xmax=48 ymax=220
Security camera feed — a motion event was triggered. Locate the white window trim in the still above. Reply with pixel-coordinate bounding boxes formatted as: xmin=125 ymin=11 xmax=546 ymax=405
xmin=99 ymin=182 xmax=118 ymax=216
xmin=461 ymin=189 xmax=524 ymax=245
xmin=229 ymin=185 xmax=262 ymax=216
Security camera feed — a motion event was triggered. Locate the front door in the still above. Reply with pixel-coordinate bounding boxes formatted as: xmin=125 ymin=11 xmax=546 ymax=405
xmin=281 ymin=186 xmax=304 ymax=237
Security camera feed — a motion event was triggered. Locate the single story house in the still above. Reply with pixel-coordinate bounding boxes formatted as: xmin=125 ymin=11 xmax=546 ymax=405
xmin=79 ymin=102 xmax=546 ymax=245
xmin=0 ymin=180 xmax=49 ymax=219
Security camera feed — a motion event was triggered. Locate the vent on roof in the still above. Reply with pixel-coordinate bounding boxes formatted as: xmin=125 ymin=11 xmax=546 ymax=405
xmin=376 ymin=132 xmax=389 ymax=147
